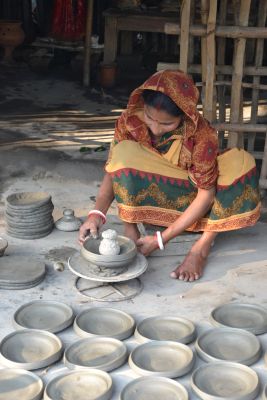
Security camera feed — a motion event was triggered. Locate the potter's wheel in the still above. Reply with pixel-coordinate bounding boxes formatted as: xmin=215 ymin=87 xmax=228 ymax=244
xmin=68 ymin=252 xmax=147 ymax=282
xmin=68 ymin=252 xmax=147 ymax=302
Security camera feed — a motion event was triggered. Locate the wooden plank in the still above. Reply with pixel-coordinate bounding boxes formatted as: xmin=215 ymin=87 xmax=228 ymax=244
xmin=212 ymin=123 xmax=267 ymax=132
xmin=103 ymin=16 xmax=118 ymax=64
xmin=259 ymin=130 xmax=267 ymax=191
xmin=204 ymin=0 xmax=217 ymax=122
xmin=228 ymin=0 xmax=251 ymax=148
xmin=83 ymin=0 xmax=94 ymax=87
xmin=164 ymin=23 xmax=267 ymax=38
xmin=179 ymin=0 xmax=191 ymax=72
xmin=247 ymin=0 xmax=267 ymax=151
xmin=157 ymin=62 xmax=267 ymax=76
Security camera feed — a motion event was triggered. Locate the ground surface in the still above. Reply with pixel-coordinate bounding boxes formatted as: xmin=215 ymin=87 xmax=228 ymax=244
xmin=0 ymin=62 xmax=267 ymax=399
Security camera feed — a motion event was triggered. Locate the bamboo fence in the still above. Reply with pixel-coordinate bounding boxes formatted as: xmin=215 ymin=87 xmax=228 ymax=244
xmin=158 ymin=0 xmax=267 ymax=190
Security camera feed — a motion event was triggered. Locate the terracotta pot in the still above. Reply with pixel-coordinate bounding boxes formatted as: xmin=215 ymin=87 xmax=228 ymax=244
xmin=99 ymin=63 xmax=117 ymax=88
xmin=0 ymin=20 xmax=25 ymax=61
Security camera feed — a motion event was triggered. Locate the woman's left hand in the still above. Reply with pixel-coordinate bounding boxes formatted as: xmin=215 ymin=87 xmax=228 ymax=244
xmin=136 ymin=235 xmax=159 ymax=256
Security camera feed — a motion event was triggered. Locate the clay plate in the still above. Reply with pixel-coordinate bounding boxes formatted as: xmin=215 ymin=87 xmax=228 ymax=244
xmin=129 ymin=341 xmax=195 ymax=378
xmin=81 ymin=236 xmax=137 ymax=268
xmin=135 ymin=316 xmax=196 ymax=344
xmin=210 ymin=303 xmax=267 ymax=334
xmin=191 ymin=362 xmax=260 ymax=400
xmin=44 ymin=370 xmax=112 ymax=400
xmin=0 ymin=256 xmax=45 ymax=285
xmin=0 ymin=368 xmax=43 ymax=400
xmin=0 ymin=329 xmax=63 ymax=370
xmin=196 ymin=328 xmax=261 ymax=365
xmin=68 ymin=252 xmax=148 ymax=282
xmin=13 ymin=300 xmax=74 ymax=333
xmin=74 ymin=307 xmax=135 ymax=340
xmin=120 ymin=376 xmax=188 ymax=400
xmin=6 ymin=192 xmax=51 ymax=209
xmin=64 ymin=337 xmax=128 ymax=372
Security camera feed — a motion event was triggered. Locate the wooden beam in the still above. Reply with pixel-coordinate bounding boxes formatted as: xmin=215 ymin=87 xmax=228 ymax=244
xmin=157 ymin=62 xmax=267 ymax=76
xmin=204 ymin=0 xmax=217 ymax=122
xmin=179 ymin=0 xmax=191 ymax=72
xmin=228 ymin=0 xmax=251 ymax=148
xmin=165 ymin=23 xmax=267 ymax=39
xmin=83 ymin=0 xmax=94 ymax=87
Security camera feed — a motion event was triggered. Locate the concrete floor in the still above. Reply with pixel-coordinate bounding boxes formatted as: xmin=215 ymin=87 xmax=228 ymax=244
xmin=0 ymin=64 xmax=267 ymax=399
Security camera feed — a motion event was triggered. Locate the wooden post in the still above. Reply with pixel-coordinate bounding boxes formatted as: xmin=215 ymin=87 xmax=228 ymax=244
xmin=179 ymin=0 xmax=191 ymax=73
xmin=228 ymin=0 xmax=251 ymax=148
xmin=248 ymin=0 xmax=267 ymax=151
xmin=217 ymin=0 xmax=227 ymax=147
xmin=200 ymin=0 xmax=208 ymax=113
xmin=83 ymin=0 xmax=94 ymax=87
xmin=259 ymin=130 xmax=267 ymax=192
xmin=204 ymin=0 xmax=217 ymax=122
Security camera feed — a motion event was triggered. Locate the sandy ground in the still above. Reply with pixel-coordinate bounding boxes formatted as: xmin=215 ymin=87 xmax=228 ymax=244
xmin=0 ymin=64 xmax=267 ymax=399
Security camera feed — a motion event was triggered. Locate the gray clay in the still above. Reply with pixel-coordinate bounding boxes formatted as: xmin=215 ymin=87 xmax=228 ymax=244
xmin=55 ymin=209 xmax=82 ymax=232
xmin=99 ymin=229 xmax=120 ymax=256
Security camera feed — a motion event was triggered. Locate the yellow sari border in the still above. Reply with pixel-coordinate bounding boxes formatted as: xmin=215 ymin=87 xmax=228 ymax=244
xmin=118 ymin=203 xmax=261 ymax=232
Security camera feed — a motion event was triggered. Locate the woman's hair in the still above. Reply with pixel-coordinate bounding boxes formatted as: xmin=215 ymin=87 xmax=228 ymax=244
xmin=142 ymin=89 xmax=184 ymax=117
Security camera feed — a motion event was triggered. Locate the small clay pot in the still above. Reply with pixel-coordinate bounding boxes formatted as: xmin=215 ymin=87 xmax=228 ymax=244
xmin=99 ymin=63 xmax=117 ymax=88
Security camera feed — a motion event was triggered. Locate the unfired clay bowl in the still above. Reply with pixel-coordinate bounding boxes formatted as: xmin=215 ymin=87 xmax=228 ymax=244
xmin=191 ymin=362 xmax=260 ymax=400
xmin=0 ymin=368 xmax=44 ymax=400
xmin=6 ymin=192 xmax=51 ymax=209
xmin=120 ymin=376 xmax=188 ymax=400
xmin=44 ymin=370 xmax=112 ymax=400
xmin=81 ymin=236 xmax=137 ymax=268
xmin=0 ymin=238 xmax=8 ymax=256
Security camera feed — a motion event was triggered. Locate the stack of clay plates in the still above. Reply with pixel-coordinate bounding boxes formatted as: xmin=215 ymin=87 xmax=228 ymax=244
xmin=5 ymin=192 xmax=54 ymax=239
xmin=0 ymin=256 xmax=46 ymax=290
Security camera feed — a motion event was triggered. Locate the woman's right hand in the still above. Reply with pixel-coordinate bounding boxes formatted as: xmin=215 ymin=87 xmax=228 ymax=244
xmin=78 ymin=215 xmax=103 ymax=245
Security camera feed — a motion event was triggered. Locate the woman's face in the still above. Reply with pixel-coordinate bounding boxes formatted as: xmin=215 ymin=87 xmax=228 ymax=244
xmin=143 ymin=104 xmax=182 ymax=138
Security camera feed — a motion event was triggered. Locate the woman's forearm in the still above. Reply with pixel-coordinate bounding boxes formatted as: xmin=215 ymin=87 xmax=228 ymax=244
xmin=162 ymin=187 xmax=215 ymax=244
xmin=94 ymin=173 xmax=115 ymax=214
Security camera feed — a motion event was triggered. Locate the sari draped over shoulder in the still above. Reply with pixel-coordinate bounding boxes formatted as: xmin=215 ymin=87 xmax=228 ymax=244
xmin=105 ymin=70 xmax=260 ymax=232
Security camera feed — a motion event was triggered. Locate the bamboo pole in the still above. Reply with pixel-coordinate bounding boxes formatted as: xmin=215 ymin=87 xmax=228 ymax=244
xmin=179 ymin=0 xmax=191 ymax=72
xmin=217 ymin=0 xmax=227 ymax=140
xmin=157 ymin=62 xmax=267 ymax=76
xmin=259 ymin=130 xmax=267 ymax=190
xmin=228 ymin=0 xmax=251 ymax=148
xmin=188 ymin=0 xmax=195 ymax=65
xmin=83 ymin=0 xmax=94 ymax=87
xmin=200 ymin=0 xmax=208 ymax=110
xmin=247 ymin=0 xmax=267 ymax=151
xmin=164 ymin=23 xmax=267 ymax=38
xmin=204 ymin=0 xmax=217 ymax=122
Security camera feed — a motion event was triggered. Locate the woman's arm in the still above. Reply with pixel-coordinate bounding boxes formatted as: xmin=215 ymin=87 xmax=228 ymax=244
xmin=78 ymin=173 xmax=114 ymax=243
xmin=137 ymin=186 xmax=215 ymax=255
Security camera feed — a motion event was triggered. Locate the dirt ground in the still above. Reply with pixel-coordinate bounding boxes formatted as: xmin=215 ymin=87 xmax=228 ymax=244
xmin=0 ymin=62 xmax=267 ymax=399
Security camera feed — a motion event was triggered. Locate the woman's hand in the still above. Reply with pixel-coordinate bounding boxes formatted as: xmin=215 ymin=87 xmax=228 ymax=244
xmin=78 ymin=215 xmax=103 ymax=244
xmin=136 ymin=235 xmax=159 ymax=256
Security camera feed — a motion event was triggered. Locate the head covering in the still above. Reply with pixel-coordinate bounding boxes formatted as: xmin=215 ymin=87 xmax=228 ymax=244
xmin=114 ymin=70 xmax=201 ymax=145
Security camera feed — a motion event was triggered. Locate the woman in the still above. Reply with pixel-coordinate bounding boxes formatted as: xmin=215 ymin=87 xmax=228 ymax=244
xmin=79 ymin=70 xmax=260 ymax=282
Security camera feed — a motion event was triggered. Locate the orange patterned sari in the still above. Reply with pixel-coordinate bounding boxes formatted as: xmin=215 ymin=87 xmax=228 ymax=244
xmin=106 ymin=70 xmax=260 ymax=232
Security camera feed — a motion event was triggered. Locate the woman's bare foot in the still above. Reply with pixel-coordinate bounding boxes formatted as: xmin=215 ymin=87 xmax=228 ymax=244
xmin=123 ymin=222 xmax=140 ymax=243
xmin=170 ymin=231 xmax=217 ymax=282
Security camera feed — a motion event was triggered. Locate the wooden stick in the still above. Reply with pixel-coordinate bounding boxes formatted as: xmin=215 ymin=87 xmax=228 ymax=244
xmin=200 ymin=0 xmax=208 ymax=113
xmin=157 ymin=62 xmax=267 ymax=76
xmin=164 ymin=23 xmax=267 ymax=38
xmin=83 ymin=0 xmax=94 ymax=87
xmin=228 ymin=0 xmax=251 ymax=148
xmin=195 ymin=80 xmax=267 ymax=90
xmin=179 ymin=0 xmax=191 ymax=72
xmin=212 ymin=123 xmax=267 ymax=132
xmin=248 ymin=0 xmax=267 ymax=151
xmin=217 ymin=0 xmax=227 ymax=138
xmin=204 ymin=0 xmax=217 ymax=122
